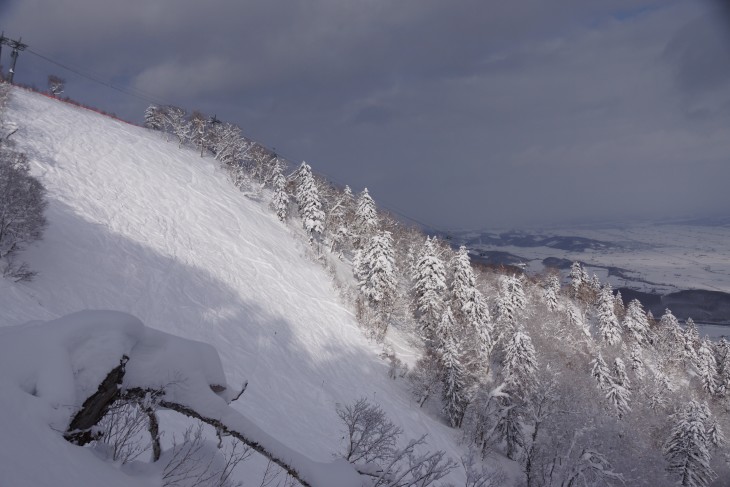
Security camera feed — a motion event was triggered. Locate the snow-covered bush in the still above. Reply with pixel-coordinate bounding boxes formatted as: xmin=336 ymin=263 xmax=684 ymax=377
xmin=0 ymin=144 xmax=47 ymax=280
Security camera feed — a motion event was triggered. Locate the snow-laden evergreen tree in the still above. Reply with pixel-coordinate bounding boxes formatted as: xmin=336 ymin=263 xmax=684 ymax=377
xmin=647 ymin=309 xmax=656 ymax=326
xmin=697 ymin=338 xmax=718 ymax=396
xmin=649 ymin=373 xmax=671 ymax=411
xmin=613 ymin=357 xmax=630 ymax=390
xmin=664 ymin=400 xmax=717 ymax=487
xmin=450 ymin=246 xmax=480 ymax=324
xmin=597 ymin=284 xmax=622 ymax=346
xmin=569 ymin=261 xmax=588 ymax=298
xmin=543 ymin=274 xmax=561 ymax=312
xmin=270 ymin=162 xmax=289 ymax=222
xmin=683 ymin=318 xmax=701 ymax=367
xmin=591 ymin=352 xmax=612 ymax=392
xmin=606 ymin=358 xmax=631 ymax=418
xmin=356 ymin=231 xmax=397 ymax=308
xmin=438 ymin=307 xmax=468 ymax=428
xmin=589 ymin=274 xmax=602 ymax=294
xmin=293 ymin=162 xmax=325 ymax=236
xmin=716 ymin=339 xmax=730 ymax=397
xmin=659 ymin=309 xmax=686 ymax=369
xmin=613 ymin=291 xmax=625 ymax=320
xmin=495 ymin=399 xmax=525 ymax=460
xmin=623 ymin=299 xmax=651 ymax=346
xmin=606 ymin=378 xmax=631 ymax=419
xmin=326 ymin=185 xmax=355 ymax=255
xmin=449 ymin=246 xmax=493 ymax=361
xmin=496 ymin=274 xmax=527 ymax=331
xmin=413 ymin=237 xmax=446 ymax=339
xmin=352 ymin=188 xmax=378 ymax=249
xmin=706 ymin=413 xmax=725 ymax=450
xmin=567 ymin=303 xmax=591 ymax=338
xmin=502 ymin=328 xmax=538 ymax=399
xmin=630 ymin=344 xmax=645 ymax=380
xmin=435 ymin=306 xmax=457 ymax=351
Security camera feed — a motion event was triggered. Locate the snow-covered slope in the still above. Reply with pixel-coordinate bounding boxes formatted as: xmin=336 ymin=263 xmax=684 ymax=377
xmin=0 ymin=89 xmax=468 ymax=485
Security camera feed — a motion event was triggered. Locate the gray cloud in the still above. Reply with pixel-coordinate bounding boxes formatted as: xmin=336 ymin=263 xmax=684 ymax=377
xmin=2 ymin=0 xmax=729 ymax=229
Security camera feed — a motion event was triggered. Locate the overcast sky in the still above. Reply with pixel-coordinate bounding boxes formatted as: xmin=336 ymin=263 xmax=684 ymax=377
xmin=2 ymin=0 xmax=729 ymax=230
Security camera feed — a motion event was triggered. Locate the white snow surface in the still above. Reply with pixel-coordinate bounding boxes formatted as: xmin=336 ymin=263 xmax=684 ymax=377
xmin=0 ymin=310 xmax=364 ymax=487
xmin=0 ymin=89 xmax=471 ymax=485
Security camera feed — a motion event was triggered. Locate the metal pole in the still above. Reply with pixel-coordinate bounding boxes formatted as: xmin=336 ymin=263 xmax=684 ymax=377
xmin=8 ymin=37 xmax=26 ymax=84
xmin=0 ymin=32 xmax=6 ymax=80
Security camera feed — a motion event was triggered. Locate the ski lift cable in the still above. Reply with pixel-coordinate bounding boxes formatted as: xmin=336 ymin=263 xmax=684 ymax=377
xmin=25 ymin=47 xmax=170 ymax=107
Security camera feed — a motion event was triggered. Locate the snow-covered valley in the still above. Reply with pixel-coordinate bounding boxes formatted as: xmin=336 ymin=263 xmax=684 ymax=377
xmin=446 ymin=223 xmax=730 ymax=333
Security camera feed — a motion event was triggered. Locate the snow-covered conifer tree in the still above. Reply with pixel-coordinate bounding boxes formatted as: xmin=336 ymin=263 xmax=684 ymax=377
xmin=543 ymin=274 xmax=561 ymax=312
xmin=659 ymin=309 xmax=685 ymax=366
xmin=606 ymin=378 xmax=631 ymax=419
xmin=716 ymin=339 xmax=730 ymax=397
xmin=706 ymin=414 xmax=725 ymax=450
xmin=343 ymin=185 xmax=354 ymax=203
xmin=495 ymin=400 xmax=525 ymax=460
xmin=497 ymin=274 xmax=527 ymax=330
xmin=270 ymin=163 xmax=289 ymax=222
xmin=591 ymin=353 xmax=612 ymax=392
xmin=569 ymin=262 xmax=588 ymax=298
xmin=589 ymin=274 xmax=602 ymax=294
xmin=604 ymin=358 xmax=631 ymax=418
xmin=293 ymin=162 xmax=325 ymax=236
xmin=597 ymin=284 xmax=622 ymax=346
xmin=613 ymin=291 xmax=625 ymax=320
xmin=630 ymin=344 xmax=645 ymax=380
xmin=413 ymin=237 xmax=446 ymax=339
xmin=697 ymin=338 xmax=718 ymax=396
xmin=450 ymin=246 xmax=478 ymax=324
xmin=352 ymin=188 xmax=378 ymax=249
xmin=623 ymin=299 xmax=651 ymax=346
xmin=502 ymin=328 xmax=538 ymax=398
xmin=664 ymin=400 xmax=717 ymax=487
xmin=450 ymin=246 xmax=493 ymax=359
xmin=683 ymin=318 xmax=701 ymax=367
xmin=649 ymin=373 xmax=671 ymax=411
xmin=438 ymin=307 xmax=468 ymax=428
xmin=435 ymin=306 xmax=457 ymax=351
xmin=613 ymin=357 xmax=630 ymax=390
xmin=326 ymin=185 xmax=355 ymax=254
xmin=357 ymin=231 xmax=397 ymax=308
xmin=567 ymin=303 xmax=590 ymax=338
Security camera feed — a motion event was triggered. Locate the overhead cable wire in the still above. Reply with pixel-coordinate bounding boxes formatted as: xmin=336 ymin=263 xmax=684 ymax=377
xmin=25 ymin=47 xmax=170 ymax=106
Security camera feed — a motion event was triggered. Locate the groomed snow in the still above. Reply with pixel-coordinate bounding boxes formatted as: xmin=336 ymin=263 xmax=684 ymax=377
xmin=0 ymin=88 xmax=475 ymax=485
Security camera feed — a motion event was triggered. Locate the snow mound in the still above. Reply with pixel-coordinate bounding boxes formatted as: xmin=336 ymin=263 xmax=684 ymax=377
xmin=0 ymin=311 xmax=363 ymax=487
